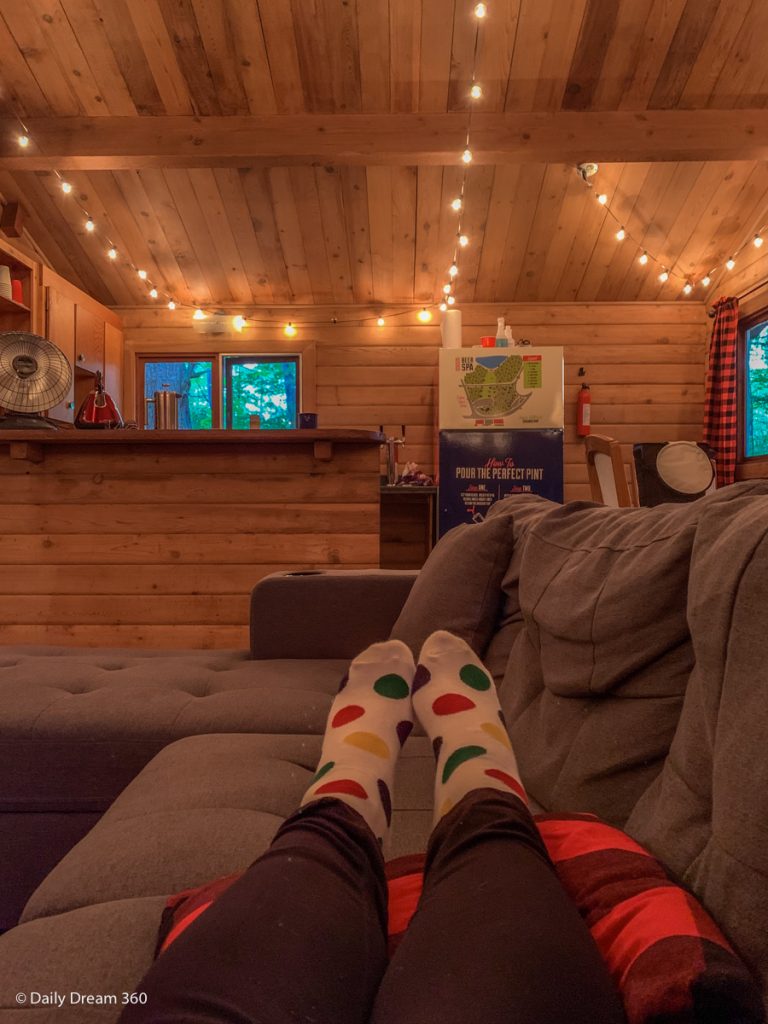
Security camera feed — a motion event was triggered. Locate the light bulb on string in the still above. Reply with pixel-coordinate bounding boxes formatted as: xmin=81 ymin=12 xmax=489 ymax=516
xmin=683 ymin=282 xmax=693 ymax=295
xmin=284 ymin=322 xmax=298 ymax=337
xmin=638 ymin=251 xmax=649 ymax=266
xmin=754 ymin=234 xmax=764 ymax=248
xmin=17 ymin=134 xmax=29 ymax=148
xmin=193 ymin=308 xmax=206 ymax=320
xmin=458 ymin=234 xmax=469 ymax=247
xmin=596 ymin=193 xmax=608 ymax=205
xmin=417 ymin=308 xmax=433 ymax=323
xmin=470 ymin=84 xmax=483 ymax=100
xmin=461 ymin=149 xmax=473 ymax=164
xmin=658 ymin=269 xmax=669 ymax=283
xmin=442 ymin=283 xmax=452 ymax=294
xmin=439 ymin=302 xmax=448 ymax=312
xmin=726 ymin=257 xmax=736 ymax=271
xmin=448 ymin=263 xmax=459 ymax=278
xmin=84 ymin=219 xmax=95 ymax=232
xmin=149 ymin=288 xmax=158 ymax=299
xmin=474 ymin=2 xmax=487 ymax=17
xmin=447 ymin=295 xmax=456 ymax=305
xmin=701 ymin=275 xmax=711 ymax=288
xmin=450 ymin=198 xmax=463 ymax=211
xmin=232 ymin=315 xmax=246 ymax=332
xmin=615 ymin=227 xmax=626 ymax=241
xmin=167 ymin=300 xmax=176 ymax=310
xmin=61 ymin=181 xmax=72 ymax=194
xmin=107 ymin=247 xmax=118 ymax=260
xmin=376 ymin=316 xmax=386 ymax=327
xmin=137 ymin=269 xmax=147 ymax=280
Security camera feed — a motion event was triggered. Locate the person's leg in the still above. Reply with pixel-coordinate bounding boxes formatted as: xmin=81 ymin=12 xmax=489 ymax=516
xmin=121 ymin=639 xmax=415 ymax=1024
xmin=371 ymin=632 xmax=624 ymax=1024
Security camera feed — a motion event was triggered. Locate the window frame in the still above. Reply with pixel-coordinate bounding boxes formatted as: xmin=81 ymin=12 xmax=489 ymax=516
xmin=136 ymin=353 xmax=221 ymax=430
xmin=738 ymin=308 xmax=768 ymax=463
xmin=221 ymin=352 xmax=301 ymax=430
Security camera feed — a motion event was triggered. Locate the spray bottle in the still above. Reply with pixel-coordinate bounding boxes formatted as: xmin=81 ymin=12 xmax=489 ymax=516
xmin=495 ymin=316 xmax=508 ymax=347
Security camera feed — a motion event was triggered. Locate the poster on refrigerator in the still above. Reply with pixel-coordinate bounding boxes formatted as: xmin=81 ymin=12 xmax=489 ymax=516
xmin=439 ymin=347 xmax=563 ymax=429
xmin=439 ymin=429 xmax=564 ymax=535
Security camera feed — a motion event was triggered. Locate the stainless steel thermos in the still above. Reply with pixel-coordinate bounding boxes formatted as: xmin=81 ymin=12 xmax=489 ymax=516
xmin=145 ymin=385 xmax=182 ymax=429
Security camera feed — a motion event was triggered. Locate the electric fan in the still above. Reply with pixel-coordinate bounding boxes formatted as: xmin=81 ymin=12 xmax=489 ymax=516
xmin=0 ymin=331 xmax=73 ymax=430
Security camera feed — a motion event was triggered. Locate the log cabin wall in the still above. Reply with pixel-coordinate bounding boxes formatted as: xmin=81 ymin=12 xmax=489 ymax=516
xmin=119 ymin=300 xmax=708 ymax=502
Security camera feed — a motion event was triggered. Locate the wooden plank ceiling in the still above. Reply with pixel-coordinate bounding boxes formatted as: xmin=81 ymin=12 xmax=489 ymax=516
xmin=1 ymin=0 xmax=767 ymax=308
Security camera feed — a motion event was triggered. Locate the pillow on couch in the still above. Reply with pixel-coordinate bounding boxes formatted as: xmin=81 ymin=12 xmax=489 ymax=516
xmin=156 ymin=815 xmax=763 ymax=1024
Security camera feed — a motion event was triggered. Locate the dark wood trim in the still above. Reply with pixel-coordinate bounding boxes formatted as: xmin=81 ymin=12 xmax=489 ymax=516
xmin=135 ymin=352 xmax=222 ymax=429
xmin=737 ymin=305 xmax=768 ymax=463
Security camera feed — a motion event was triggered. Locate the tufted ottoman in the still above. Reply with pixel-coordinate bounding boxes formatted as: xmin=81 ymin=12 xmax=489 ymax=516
xmin=0 ymin=646 xmax=346 ymax=929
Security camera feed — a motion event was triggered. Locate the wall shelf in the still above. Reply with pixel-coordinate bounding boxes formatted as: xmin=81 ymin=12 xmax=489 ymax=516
xmin=0 ymin=294 xmax=30 ymax=316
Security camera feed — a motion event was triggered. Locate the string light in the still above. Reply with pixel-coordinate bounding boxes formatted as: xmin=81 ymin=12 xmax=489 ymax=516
xmin=17 ymin=134 xmax=29 ymax=148
xmin=167 ymin=300 xmax=176 ymax=310
xmin=474 ymin=2 xmax=487 ymax=16
xmin=417 ymin=308 xmax=432 ymax=323
xmin=615 ymin=227 xmax=626 ymax=241
xmin=84 ymin=219 xmax=95 ymax=232
xmin=726 ymin=257 xmax=736 ymax=270
xmin=754 ymin=234 xmax=764 ymax=248
xmin=137 ymin=269 xmax=147 ymax=280
xmin=439 ymin=302 xmax=448 ymax=312
xmin=596 ymin=193 xmax=608 ymax=205
xmin=232 ymin=314 xmax=246 ymax=332
xmin=283 ymin=322 xmax=297 ymax=337
xmin=701 ymin=275 xmax=711 ymax=287
xmin=683 ymin=282 xmax=693 ymax=295
xmin=638 ymin=252 xmax=649 ymax=266
xmin=376 ymin=316 xmax=386 ymax=327
xmin=447 ymin=295 xmax=456 ymax=305
xmin=193 ymin=308 xmax=206 ymax=320
xmin=450 ymin=198 xmax=463 ymax=211
xmin=458 ymin=234 xmax=469 ymax=247
xmin=60 ymin=181 xmax=72 ymax=194
xmin=448 ymin=263 xmax=459 ymax=277
xmin=149 ymin=287 xmax=158 ymax=299
xmin=470 ymin=84 xmax=483 ymax=99
xmin=461 ymin=148 xmax=473 ymax=164
xmin=442 ymin=283 xmax=452 ymax=294
xmin=107 ymin=247 xmax=117 ymax=260
xmin=658 ymin=269 xmax=669 ymax=283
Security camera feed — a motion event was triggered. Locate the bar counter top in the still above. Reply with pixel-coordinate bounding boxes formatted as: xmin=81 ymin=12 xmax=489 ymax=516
xmin=0 ymin=428 xmax=383 ymax=445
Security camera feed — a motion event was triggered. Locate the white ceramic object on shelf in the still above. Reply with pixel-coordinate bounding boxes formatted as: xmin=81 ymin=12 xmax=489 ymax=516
xmin=440 ymin=308 xmax=462 ymax=348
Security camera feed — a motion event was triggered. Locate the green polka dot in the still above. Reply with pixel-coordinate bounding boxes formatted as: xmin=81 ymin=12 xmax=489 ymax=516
xmin=373 ymin=674 xmax=410 ymax=700
xmin=442 ymin=745 xmax=487 ymax=783
xmin=459 ymin=664 xmax=491 ymax=691
xmin=310 ymin=760 xmax=335 ymax=784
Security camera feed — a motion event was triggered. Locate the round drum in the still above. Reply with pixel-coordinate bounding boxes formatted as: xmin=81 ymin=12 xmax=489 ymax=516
xmin=655 ymin=441 xmax=715 ymax=495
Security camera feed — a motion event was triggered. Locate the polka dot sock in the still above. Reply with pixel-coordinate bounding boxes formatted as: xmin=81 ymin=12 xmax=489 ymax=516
xmin=301 ymin=639 xmax=415 ymax=844
xmin=413 ymin=630 xmax=527 ymax=824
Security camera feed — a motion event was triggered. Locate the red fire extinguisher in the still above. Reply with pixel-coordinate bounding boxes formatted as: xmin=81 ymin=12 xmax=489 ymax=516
xmin=577 ymin=382 xmax=591 ymax=437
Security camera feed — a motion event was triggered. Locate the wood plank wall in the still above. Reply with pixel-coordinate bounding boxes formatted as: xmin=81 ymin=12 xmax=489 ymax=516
xmin=119 ymin=301 xmax=709 ymax=502
xmin=0 ymin=437 xmax=380 ymax=649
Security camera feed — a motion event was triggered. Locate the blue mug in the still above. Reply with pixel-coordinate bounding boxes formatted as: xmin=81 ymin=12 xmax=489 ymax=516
xmin=299 ymin=412 xmax=318 ymax=429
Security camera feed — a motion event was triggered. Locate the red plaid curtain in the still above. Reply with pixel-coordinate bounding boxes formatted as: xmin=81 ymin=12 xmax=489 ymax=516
xmin=703 ymin=296 xmax=739 ymax=487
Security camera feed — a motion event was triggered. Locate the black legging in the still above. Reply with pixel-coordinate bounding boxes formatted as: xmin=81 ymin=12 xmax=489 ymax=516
xmin=121 ymin=790 xmax=625 ymax=1024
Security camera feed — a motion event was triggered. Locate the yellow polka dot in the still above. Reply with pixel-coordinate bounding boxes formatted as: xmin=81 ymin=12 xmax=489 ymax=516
xmin=481 ymin=722 xmax=512 ymax=748
xmin=343 ymin=731 xmax=390 ymax=759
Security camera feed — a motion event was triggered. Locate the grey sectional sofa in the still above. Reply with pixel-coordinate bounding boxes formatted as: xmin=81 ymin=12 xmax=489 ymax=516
xmin=2 ymin=487 xmax=768 ymax=1021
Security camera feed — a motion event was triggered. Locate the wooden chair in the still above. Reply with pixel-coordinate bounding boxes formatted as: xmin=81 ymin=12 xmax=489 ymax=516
xmin=585 ymin=434 xmax=638 ymax=507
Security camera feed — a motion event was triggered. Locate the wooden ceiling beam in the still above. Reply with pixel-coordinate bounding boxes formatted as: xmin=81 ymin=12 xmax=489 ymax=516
xmin=3 ymin=111 xmax=768 ymax=168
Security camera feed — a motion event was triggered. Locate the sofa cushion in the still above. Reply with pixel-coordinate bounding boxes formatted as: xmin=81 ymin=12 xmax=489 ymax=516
xmin=22 ymin=732 xmax=435 ymax=925
xmin=0 ymin=648 xmax=346 ymax=816
xmin=626 ymin=495 xmax=768 ymax=1000
xmin=389 ymin=510 xmax=517 ymax=656
xmin=501 ymin=483 xmax=768 ymax=826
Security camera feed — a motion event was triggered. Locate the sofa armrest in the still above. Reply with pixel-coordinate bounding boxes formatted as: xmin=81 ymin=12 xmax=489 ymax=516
xmin=250 ymin=570 xmax=418 ymax=660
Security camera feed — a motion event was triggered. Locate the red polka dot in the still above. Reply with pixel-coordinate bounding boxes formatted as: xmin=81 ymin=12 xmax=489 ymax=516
xmin=484 ymin=768 xmax=527 ymax=803
xmin=314 ymin=779 xmax=368 ymax=800
xmin=331 ymin=705 xmax=365 ymax=728
xmin=432 ymin=693 xmax=476 ymax=716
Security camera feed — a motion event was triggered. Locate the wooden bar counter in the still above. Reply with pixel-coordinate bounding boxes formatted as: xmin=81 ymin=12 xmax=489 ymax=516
xmin=0 ymin=428 xmax=383 ymax=649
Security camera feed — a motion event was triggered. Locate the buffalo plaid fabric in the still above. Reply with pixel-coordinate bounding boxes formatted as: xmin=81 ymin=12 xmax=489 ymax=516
xmin=703 ymin=296 xmax=739 ymax=487
xmin=157 ymin=814 xmax=762 ymax=1023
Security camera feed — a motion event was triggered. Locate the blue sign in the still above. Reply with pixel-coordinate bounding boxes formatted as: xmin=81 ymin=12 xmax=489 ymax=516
xmin=439 ymin=429 xmax=563 ymax=535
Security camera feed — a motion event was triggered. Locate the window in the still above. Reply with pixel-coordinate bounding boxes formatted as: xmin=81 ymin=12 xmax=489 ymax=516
xmin=141 ymin=358 xmax=218 ymax=429
xmin=744 ymin=316 xmax=768 ymax=458
xmin=223 ymin=356 xmax=300 ymax=430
